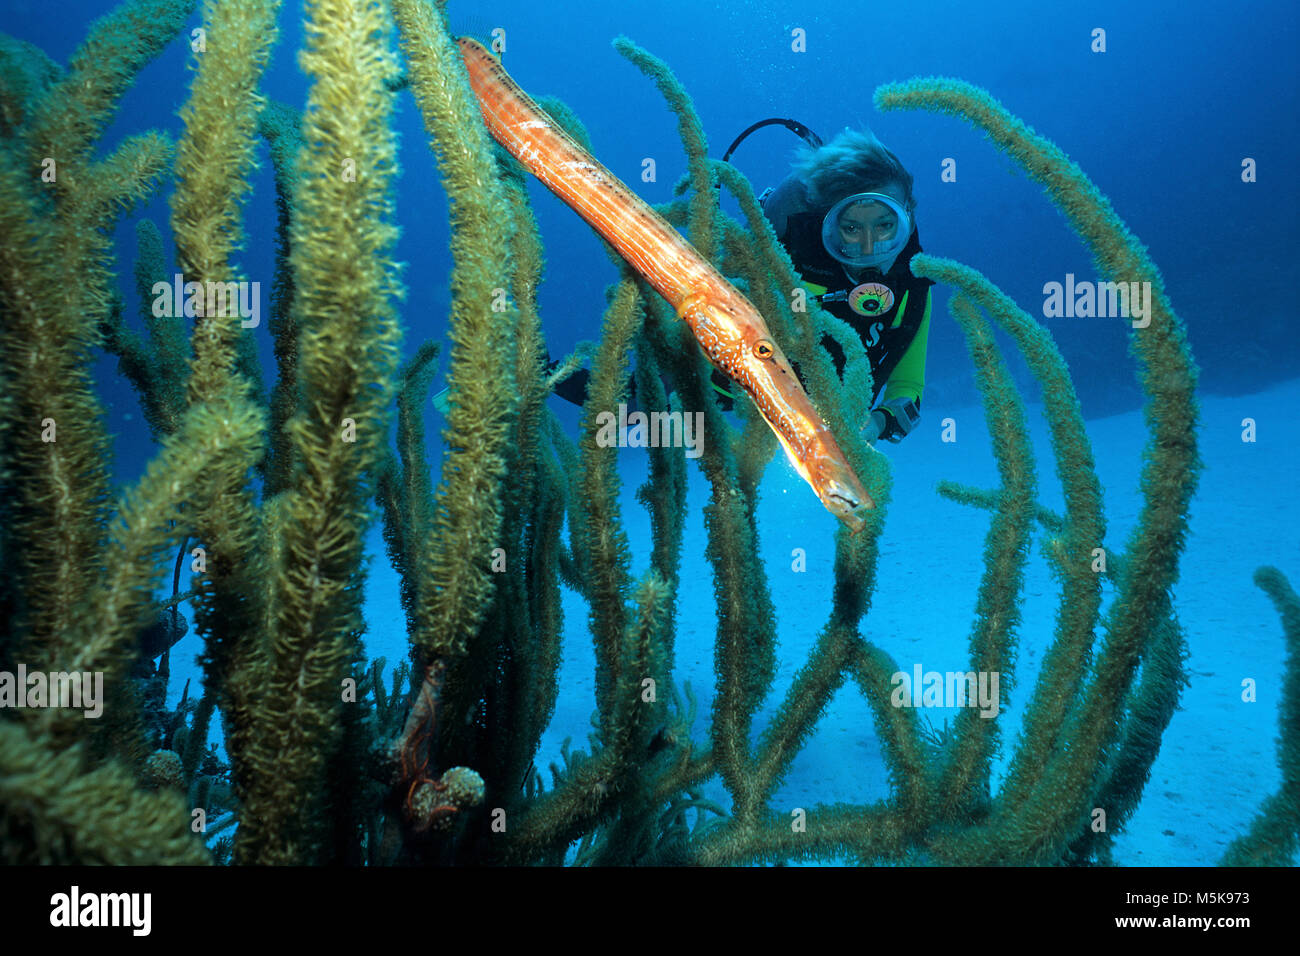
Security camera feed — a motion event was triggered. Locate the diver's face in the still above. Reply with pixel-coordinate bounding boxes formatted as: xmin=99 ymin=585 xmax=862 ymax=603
xmin=837 ymin=199 xmax=900 ymax=256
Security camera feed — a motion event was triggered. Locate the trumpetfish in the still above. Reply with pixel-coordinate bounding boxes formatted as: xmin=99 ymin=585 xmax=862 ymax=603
xmin=456 ymin=37 xmax=873 ymax=532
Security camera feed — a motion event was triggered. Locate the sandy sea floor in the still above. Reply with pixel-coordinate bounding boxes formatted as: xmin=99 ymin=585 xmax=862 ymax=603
xmin=533 ymin=377 xmax=1299 ymax=866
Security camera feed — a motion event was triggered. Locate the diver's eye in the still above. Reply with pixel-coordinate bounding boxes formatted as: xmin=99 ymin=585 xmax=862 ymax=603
xmin=754 ymin=339 xmax=775 ymax=360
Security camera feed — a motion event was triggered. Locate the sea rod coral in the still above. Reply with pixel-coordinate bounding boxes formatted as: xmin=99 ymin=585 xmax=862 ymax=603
xmin=0 ymin=0 xmax=1295 ymax=867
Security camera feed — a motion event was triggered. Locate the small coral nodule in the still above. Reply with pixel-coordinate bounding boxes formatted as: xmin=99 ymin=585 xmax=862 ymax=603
xmin=141 ymin=749 xmax=185 ymax=791
xmin=406 ymin=766 xmax=485 ymax=833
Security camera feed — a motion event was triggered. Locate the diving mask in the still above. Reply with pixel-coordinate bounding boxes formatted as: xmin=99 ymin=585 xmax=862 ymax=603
xmin=821 ymin=192 xmax=911 ymax=273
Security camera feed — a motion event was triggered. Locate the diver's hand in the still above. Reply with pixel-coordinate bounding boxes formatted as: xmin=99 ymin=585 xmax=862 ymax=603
xmin=862 ymin=398 xmax=921 ymax=443
xmin=860 ymin=410 xmax=889 ymax=443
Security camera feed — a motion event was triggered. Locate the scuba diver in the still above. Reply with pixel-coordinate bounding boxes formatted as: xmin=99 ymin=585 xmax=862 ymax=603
xmin=729 ymin=121 xmax=931 ymax=443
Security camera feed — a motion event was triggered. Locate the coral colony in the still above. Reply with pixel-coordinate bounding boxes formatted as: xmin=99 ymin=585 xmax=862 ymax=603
xmin=0 ymin=0 xmax=1295 ymax=866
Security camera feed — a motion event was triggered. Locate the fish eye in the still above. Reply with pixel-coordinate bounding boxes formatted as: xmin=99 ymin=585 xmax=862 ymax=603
xmin=754 ymin=339 xmax=775 ymax=360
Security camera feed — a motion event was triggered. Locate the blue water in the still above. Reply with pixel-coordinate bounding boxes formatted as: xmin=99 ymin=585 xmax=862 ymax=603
xmin=4 ymin=0 xmax=1297 ymax=866
xmin=5 ymin=0 xmax=1295 ymax=454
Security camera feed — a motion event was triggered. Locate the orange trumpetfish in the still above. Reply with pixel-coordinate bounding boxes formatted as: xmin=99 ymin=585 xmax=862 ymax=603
xmin=456 ymin=37 xmax=873 ymax=532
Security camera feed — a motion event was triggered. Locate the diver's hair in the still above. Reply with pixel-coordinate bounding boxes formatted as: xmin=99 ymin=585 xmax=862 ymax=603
xmin=793 ymin=128 xmax=916 ymax=214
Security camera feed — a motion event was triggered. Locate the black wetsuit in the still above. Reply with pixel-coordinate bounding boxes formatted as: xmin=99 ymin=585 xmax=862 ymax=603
xmin=772 ymin=212 xmax=934 ymax=410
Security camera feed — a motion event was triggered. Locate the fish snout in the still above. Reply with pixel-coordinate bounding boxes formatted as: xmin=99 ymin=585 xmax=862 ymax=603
xmin=823 ymin=477 xmax=874 ymax=534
